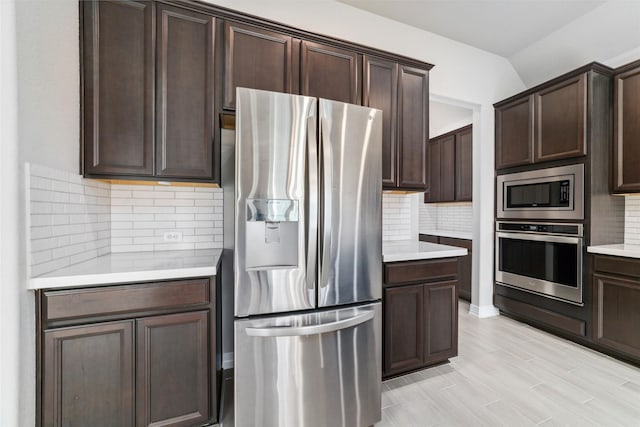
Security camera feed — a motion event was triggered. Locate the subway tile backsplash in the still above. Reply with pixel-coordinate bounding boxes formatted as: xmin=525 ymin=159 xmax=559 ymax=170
xmin=625 ymin=196 xmax=640 ymax=245
xmin=27 ymin=163 xmax=111 ymax=277
xmin=110 ymin=184 xmax=222 ymax=252
xmin=382 ymin=193 xmax=414 ymax=241
xmin=419 ymin=202 xmax=473 ymax=234
xmin=27 ymin=163 xmax=223 ymax=277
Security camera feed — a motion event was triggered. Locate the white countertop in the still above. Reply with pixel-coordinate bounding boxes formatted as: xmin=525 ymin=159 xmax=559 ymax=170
xmin=29 ymin=249 xmax=222 ymax=290
xmin=420 ymin=230 xmax=473 ymax=240
xmin=383 ymin=240 xmax=468 ymax=262
xmin=587 ymin=244 xmax=640 ymax=259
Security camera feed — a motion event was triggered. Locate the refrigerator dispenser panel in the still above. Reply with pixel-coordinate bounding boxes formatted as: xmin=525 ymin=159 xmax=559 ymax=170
xmin=245 ymin=199 xmax=299 ymax=269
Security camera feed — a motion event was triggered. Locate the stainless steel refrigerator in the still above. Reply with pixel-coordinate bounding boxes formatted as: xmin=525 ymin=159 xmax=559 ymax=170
xmin=232 ymin=88 xmax=382 ymax=427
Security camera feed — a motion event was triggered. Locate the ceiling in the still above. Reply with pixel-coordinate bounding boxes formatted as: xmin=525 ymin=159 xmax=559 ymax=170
xmin=337 ymin=0 xmax=640 ymax=86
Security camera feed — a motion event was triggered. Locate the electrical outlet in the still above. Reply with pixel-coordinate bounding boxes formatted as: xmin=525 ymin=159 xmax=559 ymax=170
xmin=163 ymin=231 xmax=183 ymax=242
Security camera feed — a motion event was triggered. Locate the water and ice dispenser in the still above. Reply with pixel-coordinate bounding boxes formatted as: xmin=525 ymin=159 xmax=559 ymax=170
xmin=245 ymin=199 xmax=299 ymax=269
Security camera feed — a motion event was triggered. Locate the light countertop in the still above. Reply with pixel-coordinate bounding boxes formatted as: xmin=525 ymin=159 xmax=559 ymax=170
xmin=420 ymin=230 xmax=473 ymax=240
xmin=587 ymin=244 xmax=640 ymax=259
xmin=29 ymin=249 xmax=222 ymax=290
xmin=383 ymin=240 xmax=468 ymax=263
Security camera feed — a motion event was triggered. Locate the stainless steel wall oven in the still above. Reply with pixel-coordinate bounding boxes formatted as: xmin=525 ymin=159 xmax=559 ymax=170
xmin=495 ymin=222 xmax=584 ymax=305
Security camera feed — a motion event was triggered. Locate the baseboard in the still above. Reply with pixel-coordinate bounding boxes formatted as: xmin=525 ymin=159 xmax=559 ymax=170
xmin=223 ymin=352 xmax=234 ymax=369
xmin=469 ymin=304 xmax=500 ymax=318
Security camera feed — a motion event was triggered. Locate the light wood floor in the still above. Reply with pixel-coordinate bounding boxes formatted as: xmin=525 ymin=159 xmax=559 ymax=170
xmin=217 ymin=301 xmax=640 ymax=426
xmin=379 ymin=301 xmax=640 ymax=427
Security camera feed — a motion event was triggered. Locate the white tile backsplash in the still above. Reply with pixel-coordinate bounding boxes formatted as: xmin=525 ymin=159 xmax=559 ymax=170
xmin=419 ymin=202 xmax=473 ymax=234
xmin=27 ymin=163 xmax=224 ymax=277
xmin=110 ymin=184 xmax=222 ymax=252
xmin=382 ymin=193 xmax=415 ymax=241
xmin=27 ymin=163 xmax=111 ymax=277
xmin=625 ymin=195 xmax=640 ymax=245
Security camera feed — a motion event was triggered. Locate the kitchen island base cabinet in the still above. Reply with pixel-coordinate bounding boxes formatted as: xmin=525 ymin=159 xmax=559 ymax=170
xmin=38 ymin=277 xmax=220 ymax=427
xmin=383 ymin=258 xmax=459 ymax=379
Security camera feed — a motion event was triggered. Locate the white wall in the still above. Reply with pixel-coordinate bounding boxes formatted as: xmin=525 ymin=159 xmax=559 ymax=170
xmin=429 ymin=100 xmax=473 ymax=138
xmin=0 ymin=1 xmax=21 ymax=424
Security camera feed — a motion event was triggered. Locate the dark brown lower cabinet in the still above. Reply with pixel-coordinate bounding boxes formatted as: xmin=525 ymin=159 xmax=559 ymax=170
xmin=419 ymin=234 xmax=472 ymax=301
xmin=43 ymin=321 xmax=135 ymax=427
xmin=424 ymin=280 xmax=458 ymax=364
xmin=39 ymin=277 xmax=220 ymax=427
xmin=136 ymin=312 xmax=209 ymax=427
xmin=383 ymin=258 xmax=459 ymax=379
xmin=592 ymin=255 xmax=640 ymax=362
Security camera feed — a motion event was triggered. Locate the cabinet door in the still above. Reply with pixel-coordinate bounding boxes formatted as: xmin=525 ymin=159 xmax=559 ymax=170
xmin=423 ymin=280 xmax=458 ymax=364
xmin=593 ymin=274 xmax=640 ymax=360
xmin=427 ymin=139 xmax=441 ymax=202
xmin=534 ymin=74 xmax=587 ymax=163
xmin=363 ymin=55 xmax=398 ymax=188
xmin=136 ymin=311 xmax=210 ymax=427
xmin=43 ymin=321 xmax=134 ymax=427
xmin=440 ymin=135 xmax=456 ymax=202
xmin=83 ymin=0 xmax=154 ymax=177
xmin=223 ymin=21 xmax=298 ymax=110
xmin=383 ymin=285 xmax=424 ymax=377
xmin=495 ymin=96 xmax=533 ymax=169
xmin=300 ymin=41 xmax=361 ymax=104
xmin=397 ymin=65 xmax=429 ymax=189
xmin=455 ymin=125 xmax=473 ymax=201
xmin=613 ymin=65 xmax=640 ymax=193
xmin=156 ymin=4 xmax=216 ymax=180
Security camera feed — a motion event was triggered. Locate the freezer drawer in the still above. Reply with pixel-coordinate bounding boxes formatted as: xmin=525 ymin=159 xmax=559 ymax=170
xmin=234 ymin=302 xmax=381 ymax=427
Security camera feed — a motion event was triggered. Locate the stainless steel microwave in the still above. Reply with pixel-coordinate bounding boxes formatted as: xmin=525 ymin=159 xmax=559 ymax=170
xmin=496 ymin=164 xmax=584 ymax=221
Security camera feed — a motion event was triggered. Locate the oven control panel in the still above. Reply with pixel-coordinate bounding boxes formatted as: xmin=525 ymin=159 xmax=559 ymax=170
xmin=497 ymin=222 xmax=582 ymax=236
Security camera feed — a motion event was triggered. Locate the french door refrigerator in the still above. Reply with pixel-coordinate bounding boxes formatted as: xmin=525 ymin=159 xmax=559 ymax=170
xmin=233 ymin=88 xmax=382 ymax=427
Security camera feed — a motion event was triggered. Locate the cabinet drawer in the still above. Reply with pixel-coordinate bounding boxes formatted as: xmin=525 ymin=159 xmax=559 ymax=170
xmin=385 ymin=259 xmax=457 ymax=285
xmin=42 ymin=279 xmax=210 ymax=323
xmin=593 ymin=255 xmax=640 ymax=279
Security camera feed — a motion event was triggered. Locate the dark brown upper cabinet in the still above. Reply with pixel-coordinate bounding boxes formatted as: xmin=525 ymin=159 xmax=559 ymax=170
xmin=363 ymin=56 xmax=398 ymax=188
xmin=534 ymin=74 xmax=586 ymax=163
xmin=613 ymin=60 xmax=640 ymax=193
xmin=82 ymin=1 xmax=218 ymax=182
xmin=397 ymin=65 xmax=429 ymax=190
xmin=301 ymin=41 xmax=362 ymax=104
xmin=223 ymin=21 xmax=299 ymax=110
xmin=426 ymin=124 xmax=472 ymax=203
xmin=156 ymin=4 xmax=216 ymax=180
xmin=495 ymin=67 xmax=602 ymax=171
xmin=365 ymin=57 xmax=430 ymax=191
xmin=82 ymin=0 xmax=154 ymax=177
xmin=495 ymin=96 xmax=534 ymax=169
xmin=455 ymin=125 xmax=473 ymax=201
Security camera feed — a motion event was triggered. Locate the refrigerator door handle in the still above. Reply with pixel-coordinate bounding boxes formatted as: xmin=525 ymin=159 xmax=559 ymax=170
xmin=306 ymin=116 xmax=318 ymax=293
xmin=244 ymin=310 xmax=374 ymax=337
xmin=319 ymin=115 xmax=332 ymax=290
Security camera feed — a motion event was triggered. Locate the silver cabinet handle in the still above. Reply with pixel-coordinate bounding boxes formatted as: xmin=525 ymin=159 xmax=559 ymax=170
xmin=245 ymin=310 xmax=374 ymax=337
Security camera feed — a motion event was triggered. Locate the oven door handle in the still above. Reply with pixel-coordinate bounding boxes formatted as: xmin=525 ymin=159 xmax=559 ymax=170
xmin=496 ymin=231 xmax=583 ymax=245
